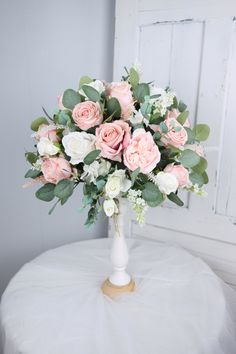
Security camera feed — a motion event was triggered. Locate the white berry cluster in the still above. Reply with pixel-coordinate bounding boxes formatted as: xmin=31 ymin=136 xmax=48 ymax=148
xmin=128 ymin=189 xmax=148 ymax=225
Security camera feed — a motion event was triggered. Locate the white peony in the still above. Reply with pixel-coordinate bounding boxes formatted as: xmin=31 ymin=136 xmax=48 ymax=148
xmin=37 ymin=137 xmax=59 ymax=156
xmin=81 ymin=161 xmax=99 ymax=183
xmin=103 ymin=199 xmax=118 ymax=217
xmin=155 ymin=171 xmax=178 ymax=195
xmin=79 ymin=80 xmax=105 ymax=97
xmin=62 ymin=131 xmax=96 ymax=165
xmin=98 ymin=159 xmax=111 ymax=176
xmin=105 ymin=169 xmax=131 ymax=199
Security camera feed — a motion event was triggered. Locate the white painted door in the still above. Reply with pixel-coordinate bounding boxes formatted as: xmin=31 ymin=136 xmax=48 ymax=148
xmin=114 ymin=0 xmax=236 ymax=288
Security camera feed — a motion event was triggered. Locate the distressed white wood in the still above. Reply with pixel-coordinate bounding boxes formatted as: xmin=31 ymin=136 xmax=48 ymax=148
xmin=114 ymin=0 xmax=236 ymax=288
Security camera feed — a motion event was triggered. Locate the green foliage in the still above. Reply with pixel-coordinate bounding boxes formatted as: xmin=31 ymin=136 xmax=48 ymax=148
xmin=57 ymin=111 xmax=71 ymax=125
xmin=107 ymin=97 xmax=121 ymax=118
xmin=142 ymin=182 xmax=164 ymax=207
xmin=189 ymin=172 xmax=204 ymax=187
xmin=178 ymin=149 xmax=200 ymax=168
xmin=81 ymin=85 xmax=101 ymax=102
xmin=62 ymin=89 xmax=81 ymax=110
xmin=153 ymin=131 xmax=161 ymax=142
xmin=96 ymin=178 xmax=106 ymax=192
xmin=83 ymin=149 xmax=101 ymax=165
xmin=140 ymin=99 xmax=152 ymax=118
xmin=35 ymin=183 xmax=55 ymax=202
xmin=167 ymin=192 xmax=184 ymax=206
xmin=160 ymin=122 xmax=168 ymax=133
xmin=25 ymin=152 xmax=38 ymax=165
xmin=54 ymin=179 xmax=74 ymax=200
xmin=202 ymin=171 xmax=209 ymax=184
xmin=79 ymin=76 xmax=92 ymax=89
xmin=134 ymin=83 xmax=150 ymax=103
xmin=192 ymin=157 xmax=208 ymax=174
xmin=185 ymin=127 xmax=195 ymax=144
xmin=130 ymin=168 xmax=140 ymax=186
xmin=129 ymin=67 xmax=139 ymax=89
xmin=25 ymin=169 xmax=41 ymax=179
xmin=177 ymin=111 xmax=189 ymax=125
xmin=30 ymin=117 xmax=48 ymax=131
xmin=85 ymin=206 xmax=98 ymax=227
xmin=178 ymin=100 xmax=187 ymax=112
xmin=193 ymin=124 xmax=210 ymax=141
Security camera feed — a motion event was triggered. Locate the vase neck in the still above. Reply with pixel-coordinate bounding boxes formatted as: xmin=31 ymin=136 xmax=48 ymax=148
xmin=113 ymin=198 xmax=127 ymax=237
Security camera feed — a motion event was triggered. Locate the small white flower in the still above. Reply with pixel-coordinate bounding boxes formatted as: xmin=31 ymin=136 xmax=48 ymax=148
xmin=103 ymin=199 xmax=118 ymax=217
xmin=37 ymin=137 xmax=59 ymax=156
xmin=98 ymin=159 xmax=111 ymax=176
xmin=105 ymin=170 xmax=131 ymax=199
xmin=81 ymin=161 xmax=99 ymax=183
xmin=155 ymin=172 xmax=178 ymax=195
xmin=79 ymin=80 xmax=105 ymax=97
xmin=129 ymin=110 xmax=144 ymax=125
xmin=62 ymin=132 xmax=96 ymax=165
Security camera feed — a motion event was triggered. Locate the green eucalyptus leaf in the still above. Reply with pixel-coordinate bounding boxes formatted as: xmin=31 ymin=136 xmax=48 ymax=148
xmin=25 ymin=152 xmax=38 ymax=165
xmin=83 ymin=149 xmax=101 ymax=165
xmin=142 ymin=182 xmax=164 ymax=207
xmin=57 ymin=111 xmax=71 ymax=125
xmin=129 ymin=67 xmax=139 ymax=88
xmin=82 ymin=85 xmax=101 ymax=102
xmin=35 ymin=183 xmax=55 ymax=202
xmin=193 ymin=124 xmax=210 ymax=141
xmin=202 ymin=171 xmax=209 ymax=184
xmin=177 ymin=111 xmax=189 ymax=125
xmin=31 ymin=117 xmax=48 ymax=131
xmin=192 ymin=157 xmax=208 ymax=174
xmin=189 ymin=172 xmax=204 ymax=187
xmin=178 ymin=100 xmax=187 ymax=112
xmin=54 ymin=179 xmax=74 ymax=200
xmin=167 ymin=192 xmax=184 ymax=206
xmin=131 ymin=168 xmax=140 ymax=186
xmin=107 ymin=97 xmax=121 ymax=118
xmin=160 ymin=121 xmax=168 ymax=133
xmin=179 ymin=149 xmax=200 ymax=168
xmin=134 ymin=83 xmax=150 ymax=103
xmin=153 ymin=131 xmax=161 ymax=141
xmin=25 ymin=169 xmax=41 ymax=179
xmin=62 ymin=89 xmax=81 ymax=110
xmin=185 ymin=128 xmax=195 ymax=144
xmin=79 ymin=76 xmax=92 ymax=89
xmin=96 ymin=178 xmax=106 ymax=191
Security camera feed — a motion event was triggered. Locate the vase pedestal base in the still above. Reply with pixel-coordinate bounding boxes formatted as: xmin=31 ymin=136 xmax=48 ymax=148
xmin=101 ymin=278 xmax=135 ymax=298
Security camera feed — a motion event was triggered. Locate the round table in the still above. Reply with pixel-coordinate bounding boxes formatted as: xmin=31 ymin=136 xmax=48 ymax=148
xmin=1 ymin=238 xmax=236 ymax=354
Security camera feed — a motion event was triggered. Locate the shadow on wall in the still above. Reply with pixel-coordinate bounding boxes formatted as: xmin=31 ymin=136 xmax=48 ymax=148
xmin=0 ymin=0 xmax=116 ymax=300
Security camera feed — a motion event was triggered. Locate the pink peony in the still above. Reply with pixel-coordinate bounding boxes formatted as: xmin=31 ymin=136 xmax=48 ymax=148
xmin=72 ymin=101 xmax=102 ymax=130
xmin=161 ymin=118 xmax=188 ymax=148
xmin=58 ymin=95 xmax=65 ymax=111
xmin=164 ymin=163 xmax=189 ymax=187
xmin=96 ymin=121 xmax=131 ymax=161
xmin=166 ymin=109 xmax=191 ymax=128
xmin=108 ymin=82 xmax=134 ymax=120
xmin=41 ymin=157 xmax=72 ymax=184
xmin=35 ymin=124 xmax=59 ymax=142
xmin=124 ymin=129 xmax=161 ymax=173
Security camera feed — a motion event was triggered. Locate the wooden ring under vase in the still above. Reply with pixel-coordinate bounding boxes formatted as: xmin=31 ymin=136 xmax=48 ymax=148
xmin=101 ymin=278 xmax=135 ymax=298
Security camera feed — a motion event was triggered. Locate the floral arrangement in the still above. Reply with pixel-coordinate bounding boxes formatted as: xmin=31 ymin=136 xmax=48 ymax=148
xmin=24 ymin=66 xmax=210 ymax=226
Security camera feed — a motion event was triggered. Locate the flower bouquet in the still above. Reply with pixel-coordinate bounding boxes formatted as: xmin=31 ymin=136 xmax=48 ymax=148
xmin=24 ymin=66 xmax=210 ymax=296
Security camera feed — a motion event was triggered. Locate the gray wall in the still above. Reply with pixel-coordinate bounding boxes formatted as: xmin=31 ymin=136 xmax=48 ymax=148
xmin=0 ymin=0 xmax=115 ymax=300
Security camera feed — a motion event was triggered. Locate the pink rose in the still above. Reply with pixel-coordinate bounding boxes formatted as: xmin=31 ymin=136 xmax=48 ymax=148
xmin=164 ymin=163 xmax=189 ymax=187
xmin=161 ymin=118 xmax=188 ymax=148
xmin=35 ymin=124 xmax=59 ymax=142
xmin=41 ymin=157 xmax=72 ymax=184
xmin=72 ymin=101 xmax=102 ymax=130
xmin=96 ymin=121 xmax=131 ymax=161
xmin=108 ymin=82 xmax=134 ymax=120
xmin=58 ymin=95 xmax=65 ymax=111
xmin=124 ymin=129 xmax=161 ymax=173
xmin=166 ymin=109 xmax=191 ymax=128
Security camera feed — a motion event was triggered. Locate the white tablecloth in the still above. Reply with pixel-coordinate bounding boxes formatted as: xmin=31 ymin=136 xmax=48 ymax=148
xmin=1 ymin=238 xmax=236 ymax=354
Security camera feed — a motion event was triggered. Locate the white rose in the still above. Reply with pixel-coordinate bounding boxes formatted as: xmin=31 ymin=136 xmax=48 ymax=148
xmin=62 ymin=131 xmax=96 ymax=165
xmin=79 ymin=80 xmax=105 ymax=97
xmin=105 ymin=176 xmax=121 ymax=199
xmin=98 ymin=159 xmax=111 ymax=176
xmin=112 ymin=170 xmax=131 ymax=193
xmin=103 ymin=199 xmax=118 ymax=217
xmin=155 ymin=171 xmax=178 ymax=195
xmin=37 ymin=137 xmax=59 ymax=156
xmin=81 ymin=161 xmax=99 ymax=183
